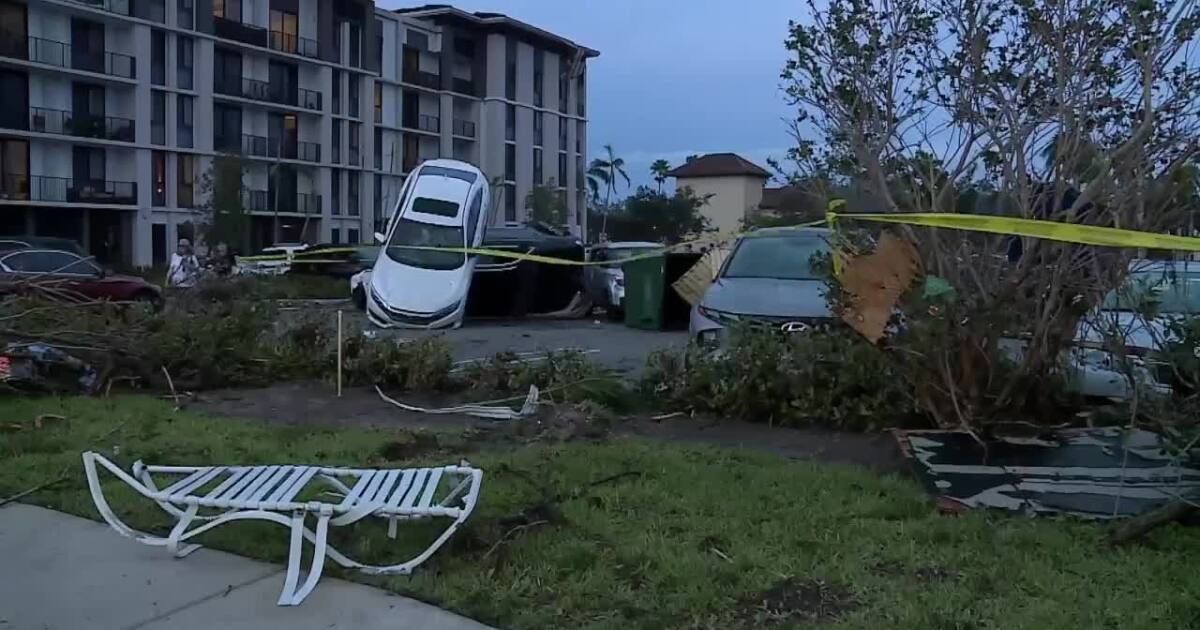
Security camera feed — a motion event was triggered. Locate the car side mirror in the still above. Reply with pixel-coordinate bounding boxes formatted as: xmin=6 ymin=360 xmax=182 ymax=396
xmin=373 ymin=232 xmax=386 ymax=244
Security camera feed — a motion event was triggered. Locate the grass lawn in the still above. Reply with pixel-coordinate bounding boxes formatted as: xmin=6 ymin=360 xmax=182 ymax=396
xmin=3 ymin=395 xmax=1199 ymax=629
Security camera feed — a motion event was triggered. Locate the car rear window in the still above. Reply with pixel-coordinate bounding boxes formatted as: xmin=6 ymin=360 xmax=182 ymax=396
xmin=411 ymin=197 xmax=460 ymax=218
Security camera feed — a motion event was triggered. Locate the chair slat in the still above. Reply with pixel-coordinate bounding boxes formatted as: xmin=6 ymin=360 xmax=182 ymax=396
xmin=384 ymin=470 xmax=417 ymax=508
xmin=416 ymin=469 xmax=444 ymax=509
xmin=166 ymin=467 xmax=226 ymax=499
xmin=399 ymin=469 xmax=431 ymax=509
xmin=337 ymin=471 xmax=375 ymax=509
xmin=247 ymin=466 xmax=295 ymax=502
xmin=268 ymin=467 xmax=316 ymax=504
xmin=212 ymin=467 xmax=272 ymax=502
xmin=232 ymin=465 xmax=282 ymax=503
xmin=203 ymin=468 xmax=251 ymax=500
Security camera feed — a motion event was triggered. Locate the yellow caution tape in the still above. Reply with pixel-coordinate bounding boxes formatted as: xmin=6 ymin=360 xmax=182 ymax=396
xmin=235 ymin=219 xmax=832 ymax=267
xmin=828 ymin=210 xmax=1200 ymax=251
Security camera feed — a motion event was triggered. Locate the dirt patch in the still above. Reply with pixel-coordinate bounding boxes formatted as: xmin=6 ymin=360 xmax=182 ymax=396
xmin=737 ymin=577 xmax=859 ymax=625
xmin=189 ymin=384 xmax=906 ymax=473
xmin=377 ymin=432 xmax=445 ymax=461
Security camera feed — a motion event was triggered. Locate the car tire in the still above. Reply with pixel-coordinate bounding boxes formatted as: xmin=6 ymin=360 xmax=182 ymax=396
xmin=351 ymin=284 xmax=367 ymax=311
xmin=133 ymin=290 xmax=164 ymax=312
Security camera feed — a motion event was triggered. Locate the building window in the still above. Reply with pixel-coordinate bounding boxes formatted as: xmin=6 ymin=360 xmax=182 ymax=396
xmin=374 ymin=175 xmax=383 ymax=226
xmin=177 ymin=0 xmax=193 ymax=29
xmin=348 ymin=122 xmax=360 ymax=166
xmin=151 ymin=91 xmax=166 ymax=145
xmin=151 ymin=30 xmax=165 ymax=86
xmin=177 ymin=37 xmax=194 ymax=90
xmin=348 ymin=74 xmax=360 ymax=118
xmin=559 ymin=67 xmax=569 ymax=113
xmin=532 ymin=147 xmax=542 ymax=186
xmin=347 ymin=171 xmax=359 ymax=216
xmin=177 ymin=154 xmax=194 ymax=207
xmin=505 ymin=104 xmax=515 ymax=142
xmin=213 ymin=0 xmax=240 ymax=21
xmin=374 ymin=82 xmax=383 ymax=123
xmin=269 ymin=9 xmax=298 ymax=54
xmin=533 ymin=50 xmax=544 ymax=107
xmin=332 ymin=70 xmax=341 ymax=115
xmin=331 ymin=120 xmax=341 ymax=164
xmin=504 ymin=142 xmax=515 ymax=182
xmin=504 ymin=184 xmax=516 ymax=222
xmin=348 ymin=21 xmax=361 ymax=67
xmin=505 ymin=38 xmax=516 ymax=100
xmin=177 ymin=95 xmax=194 ymax=148
xmin=348 ymin=228 xmax=359 ymax=244
xmin=213 ymin=103 xmax=241 ymax=152
xmin=577 ymin=120 xmax=584 ymax=153
xmin=331 ymin=228 xmax=340 ymax=244
xmin=374 ymin=18 xmax=383 ymax=71
xmin=533 ymin=112 xmax=543 ymax=147
xmin=559 ymin=119 xmax=567 ymax=151
xmin=373 ymin=127 xmax=382 ymax=170
xmin=331 ymin=170 xmax=341 ymax=215
xmin=152 ymin=151 xmax=166 ymax=206
xmin=558 ymin=152 xmax=567 ymax=188
xmin=576 ymin=72 xmax=585 ymax=116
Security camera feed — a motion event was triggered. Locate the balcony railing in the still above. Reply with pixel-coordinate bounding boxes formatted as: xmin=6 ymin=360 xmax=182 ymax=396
xmin=151 ymin=123 xmax=165 ymax=145
xmin=296 ymin=141 xmax=320 ymax=163
xmin=242 ymin=189 xmax=268 ymax=212
xmin=296 ymin=192 xmax=321 ymax=214
xmin=240 ymin=134 xmax=267 ymax=157
xmin=269 ymin=31 xmax=319 ymax=59
xmin=132 ymin=0 xmax=165 ymax=23
xmin=451 ymin=77 xmax=475 ymax=96
xmin=213 ymin=16 xmax=267 ymax=47
xmin=7 ymin=175 xmax=135 ymax=205
xmin=452 ymin=119 xmax=475 ymax=138
xmin=403 ymin=68 xmax=441 ymax=90
xmin=347 ymin=147 xmax=360 ymax=166
xmin=26 ymin=107 xmax=135 ymax=142
xmin=298 ymin=87 xmax=322 ymax=111
xmin=67 ymin=0 xmax=131 ymax=17
xmin=0 ymin=36 xmax=137 ymax=79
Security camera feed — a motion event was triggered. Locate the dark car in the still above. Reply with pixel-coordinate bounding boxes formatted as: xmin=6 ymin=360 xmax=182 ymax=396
xmin=0 ymin=249 xmax=162 ymax=304
xmin=0 ymin=236 xmax=86 ymax=256
xmin=290 ymin=244 xmax=380 ymax=278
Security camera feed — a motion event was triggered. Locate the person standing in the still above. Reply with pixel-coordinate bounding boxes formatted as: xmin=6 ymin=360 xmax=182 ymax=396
xmin=167 ymin=238 xmax=200 ymax=288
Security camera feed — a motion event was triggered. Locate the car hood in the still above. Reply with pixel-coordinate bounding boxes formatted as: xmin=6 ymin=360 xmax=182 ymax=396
xmin=701 ymin=277 xmax=831 ymax=318
xmin=1076 ymin=311 xmax=1188 ymax=351
xmin=370 ymin=256 xmax=470 ymax=313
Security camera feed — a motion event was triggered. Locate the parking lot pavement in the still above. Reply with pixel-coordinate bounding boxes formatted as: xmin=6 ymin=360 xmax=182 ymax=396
xmin=386 ymin=320 xmax=689 ymax=375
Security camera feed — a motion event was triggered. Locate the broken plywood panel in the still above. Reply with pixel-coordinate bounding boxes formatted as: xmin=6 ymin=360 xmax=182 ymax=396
xmin=672 ymin=246 xmax=730 ymax=306
xmin=838 ymin=232 xmax=920 ymax=342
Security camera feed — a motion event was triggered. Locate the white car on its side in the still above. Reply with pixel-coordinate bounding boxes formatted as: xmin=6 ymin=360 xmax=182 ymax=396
xmin=366 ymin=159 xmax=492 ymax=329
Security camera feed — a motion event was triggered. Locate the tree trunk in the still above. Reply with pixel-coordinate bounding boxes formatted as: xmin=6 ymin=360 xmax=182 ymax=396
xmin=1108 ymin=499 xmax=1196 ymax=545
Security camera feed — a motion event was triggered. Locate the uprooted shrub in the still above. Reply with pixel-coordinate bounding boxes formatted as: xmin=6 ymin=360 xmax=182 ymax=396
xmin=457 ymin=350 xmax=629 ymax=408
xmin=643 ymin=325 xmax=919 ymax=431
xmin=0 ymin=291 xmax=451 ymax=393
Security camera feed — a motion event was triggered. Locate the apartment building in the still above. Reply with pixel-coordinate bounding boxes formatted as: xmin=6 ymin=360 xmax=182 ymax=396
xmin=0 ymin=0 xmax=595 ymax=267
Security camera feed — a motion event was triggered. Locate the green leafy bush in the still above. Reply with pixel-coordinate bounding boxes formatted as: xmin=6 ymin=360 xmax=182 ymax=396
xmin=643 ymin=325 xmax=920 ymax=430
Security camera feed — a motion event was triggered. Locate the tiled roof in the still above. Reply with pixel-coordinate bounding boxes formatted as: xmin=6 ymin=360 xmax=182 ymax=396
xmin=665 ymin=153 xmax=770 ymax=179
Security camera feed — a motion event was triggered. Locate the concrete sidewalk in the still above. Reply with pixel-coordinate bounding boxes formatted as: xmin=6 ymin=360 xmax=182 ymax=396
xmin=0 ymin=504 xmax=492 ymax=630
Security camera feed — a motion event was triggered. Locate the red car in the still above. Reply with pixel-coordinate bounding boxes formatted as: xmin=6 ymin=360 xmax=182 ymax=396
xmin=0 ymin=248 xmax=162 ymax=304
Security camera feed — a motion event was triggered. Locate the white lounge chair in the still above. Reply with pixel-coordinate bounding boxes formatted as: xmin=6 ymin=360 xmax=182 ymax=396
xmin=82 ymin=451 xmax=483 ymax=606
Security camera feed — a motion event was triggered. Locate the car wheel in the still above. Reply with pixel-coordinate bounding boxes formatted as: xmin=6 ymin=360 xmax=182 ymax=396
xmin=351 ymin=284 xmax=367 ymax=311
xmin=133 ymin=290 xmax=164 ymax=312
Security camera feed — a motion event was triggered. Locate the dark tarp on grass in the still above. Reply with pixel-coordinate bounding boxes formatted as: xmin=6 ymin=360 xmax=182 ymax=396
xmin=895 ymin=428 xmax=1200 ymax=519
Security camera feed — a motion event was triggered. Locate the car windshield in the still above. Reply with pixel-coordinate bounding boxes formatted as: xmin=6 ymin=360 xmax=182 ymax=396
xmin=384 ymin=217 xmax=465 ymax=270
xmin=1102 ymin=269 xmax=1200 ymax=314
xmin=722 ymin=235 xmax=827 ymax=281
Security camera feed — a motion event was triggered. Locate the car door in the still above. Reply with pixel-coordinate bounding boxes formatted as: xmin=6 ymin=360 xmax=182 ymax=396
xmin=465 ymin=187 xmax=486 ymax=249
xmin=3 ymin=250 xmax=96 ymax=296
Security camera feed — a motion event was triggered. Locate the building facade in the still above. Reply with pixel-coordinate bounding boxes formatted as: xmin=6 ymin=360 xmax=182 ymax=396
xmin=666 ymin=153 xmax=771 ymax=235
xmin=0 ymin=0 xmax=595 ymax=267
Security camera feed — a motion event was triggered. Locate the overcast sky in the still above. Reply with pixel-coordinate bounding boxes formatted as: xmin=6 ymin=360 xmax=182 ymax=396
xmin=380 ymin=0 xmax=801 ymax=191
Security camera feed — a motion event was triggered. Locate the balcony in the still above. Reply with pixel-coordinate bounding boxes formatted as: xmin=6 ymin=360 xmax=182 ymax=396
xmin=0 ymin=36 xmax=137 ymax=79
xmin=242 ymin=134 xmax=269 ymax=157
xmin=242 ymin=189 xmax=268 ymax=212
xmin=213 ymin=16 xmax=267 ymax=48
xmin=66 ymin=0 xmax=131 ymax=17
xmin=3 ymin=175 xmax=135 ymax=205
xmin=298 ymin=87 xmax=322 ymax=112
xmin=132 ymin=0 xmax=165 ymax=23
xmin=265 ymin=191 xmax=321 ymax=214
xmin=269 ymin=31 xmax=319 ymax=59
xmin=347 ymin=147 xmax=360 ymax=166
xmin=26 ymin=107 xmax=135 ymax=142
xmin=403 ymin=68 xmax=441 ymax=90
xmin=452 ymin=119 xmax=475 ymax=138
xmin=451 ymin=77 xmax=475 ymax=96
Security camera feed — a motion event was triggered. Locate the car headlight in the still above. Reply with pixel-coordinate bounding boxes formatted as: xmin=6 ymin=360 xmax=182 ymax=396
xmin=698 ymin=305 xmax=738 ymax=325
xmin=612 ymin=276 xmax=624 ymax=288
xmin=697 ymin=328 xmax=721 ymax=347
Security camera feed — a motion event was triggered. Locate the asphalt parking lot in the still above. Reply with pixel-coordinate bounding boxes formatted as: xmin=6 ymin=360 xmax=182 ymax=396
xmin=385 ymin=319 xmax=689 ymax=375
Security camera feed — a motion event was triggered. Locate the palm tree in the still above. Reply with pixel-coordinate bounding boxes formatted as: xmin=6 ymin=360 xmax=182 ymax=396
xmin=587 ymin=145 xmax=630 ymax=235
xmin=650 ymin=159 xmax=671 ymax=193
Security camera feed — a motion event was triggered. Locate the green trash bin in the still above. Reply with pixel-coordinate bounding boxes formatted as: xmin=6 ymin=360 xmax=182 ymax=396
xmin=622 ymin=255 xmax=666 ymax=330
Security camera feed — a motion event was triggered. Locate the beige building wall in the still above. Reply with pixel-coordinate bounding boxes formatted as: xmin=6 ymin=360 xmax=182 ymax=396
xmin=676 ymin=175 xmax=765 ymax=235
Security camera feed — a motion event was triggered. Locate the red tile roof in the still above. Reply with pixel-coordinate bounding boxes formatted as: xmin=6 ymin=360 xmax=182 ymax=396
xmin=665 ymin=153 xmax=770 ymax=179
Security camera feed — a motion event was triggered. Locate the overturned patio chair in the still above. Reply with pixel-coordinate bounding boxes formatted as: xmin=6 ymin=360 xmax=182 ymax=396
xmin=82 ymin=451 xmax=483 ymax=606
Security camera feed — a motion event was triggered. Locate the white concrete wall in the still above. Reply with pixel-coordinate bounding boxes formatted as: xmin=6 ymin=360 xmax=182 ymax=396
xmin=676 ymin=175 xmax=763 ymax=235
